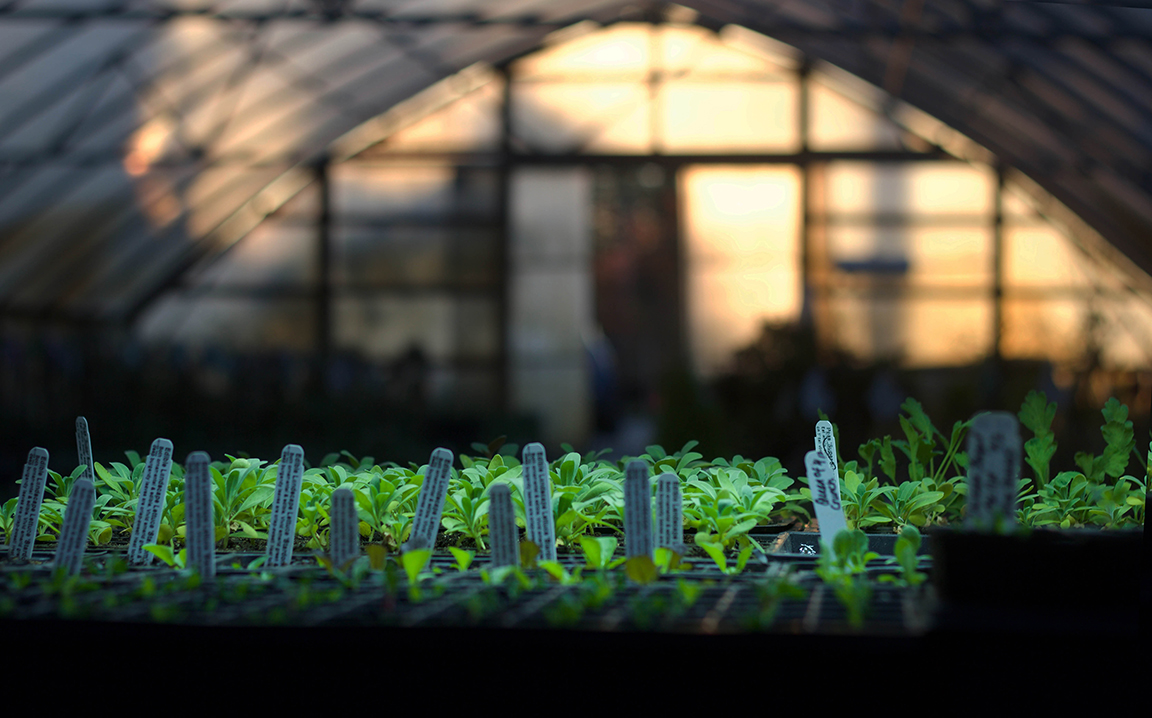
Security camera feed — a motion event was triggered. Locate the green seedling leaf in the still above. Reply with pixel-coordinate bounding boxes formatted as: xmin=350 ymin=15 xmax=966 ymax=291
xmin=448 ymin=547 xmax=474 ymax=571
xmin=520 ymin=540 xmax=540 ymax=569
xmin=579 ymin=535 xmax=618 ymax=569
xmin=676 ymin=578 xmax=703 ymax=607
xmin=366 ymin=543 xmax=388 ymax=570
xmin=401 ymin=548 xmax=431 ymax=584
xmin=694 ymin=532 xmax=727 ymax=573
xmin=142 ymin=544 xmax=179 ymax=568
xmin=654 ymin=547 xmax=684 ymax=573
xmin=624 ymin=555 xmax=658 ymax=584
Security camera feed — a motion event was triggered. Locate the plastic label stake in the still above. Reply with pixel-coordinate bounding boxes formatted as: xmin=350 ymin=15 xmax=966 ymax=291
xmin=521 ymin=443 xmax=557 ymax=562
xmin=75 ymin=417 xmax=94 ymax=484
xmin=407 ymin=447 xmax=454 ymax=551
xmin=966 ymin=412 xmax=1021 ymax=531
xmin=815 ymin=420 xmax=838 ymax=474
xmin=329 ymin=487 xmax=359 ymax=568
xmin=183 ymin=451 xmax=215 ymax=581
xmin=128 ymin=438 xmax=175 ymax=565
xmin=9 ymin=447 xmax=49 ymax=561
xmin=266 ymin=444 xmax=306 ymax=567
xmin=654 ymin=472 xmax=683 ymax=553
xmin=624 ymin=460 xmax=653 ymax=559
xmin=488 ymin=483 xmax=520 ymax=568
xmin=805 ymin=450 xmax=847 ymax=557
xmin=53 ymin=478 xmax=96 ymax=575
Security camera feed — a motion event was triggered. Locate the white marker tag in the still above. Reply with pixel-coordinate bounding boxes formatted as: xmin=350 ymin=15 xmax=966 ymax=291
xmin=9 ymin=447 xmax=49 ymax=561
xmin=407 ymin=447 xmax=454 ymax=551
xmin=266 ymin=444 xmax=306 ymax=567
xmin=521 ymin=443 xmax=556 ymax=562
xmin=329 ymin=487 xmax=359 ymax=568
xmin=487 ymin=483 xmax=520 ymax=568
xmin=128 ymin=438 xmax=175 ymax=565
xmin=815 ymin=420 xmax=838 ymax=473
xmin=624 ymin=461 xmax=653 ymax=559
xmin=966 ymin=412 xmax=1021 ymax=531
xmin=75 ymin=417 xmax=94 ymax=483
xmin=654 ymin=472 xmax=682 ymax=552
xmin=805 ymin=450 xmax=847 ymax=557
xmin=183 ymin=452 xmax=215 ymax=581
xmin=53 ymin=478 xmax=96 ymax=575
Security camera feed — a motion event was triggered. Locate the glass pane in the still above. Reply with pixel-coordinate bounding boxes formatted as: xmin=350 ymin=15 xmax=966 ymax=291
xmin=332 ymin=162 xmax=457 ymax=217
xmin=825 ymin=162 xmax=995 ymax=215
xmin=138 ymin=296 xmax=316 ymax=352
xmin=1002 ymin=297 xmax=1086 ymax=363
xmin=661 ymin=81 xmax=798 ymax=153
xmin=335 ymin=227 xmax=498 ymax=289
xmin=512 ymin=82 xmax=650 ymax=154
xmin=196 ymin=222 xmax=317 ymax=287
xmin=809 ymin=81 xmax=904 ymax=150
xmin=509 ymin=167 xmax=593 ymax=442
xmin=682 ymin=165 xmax=802 ymax=377
xmin=827 ymin=296 xmax=992 ymax=367
xmin=827 ymin=226 xmax=992 ymax=287
xmin=1005 ymin=224 xmax=1094 ymax=288
xmin=334 ymin=295 xmax=457 ymax=363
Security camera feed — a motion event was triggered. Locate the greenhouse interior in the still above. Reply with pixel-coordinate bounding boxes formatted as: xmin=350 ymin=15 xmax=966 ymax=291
xmin=0 ymin=0 xmax=1147 ymax=664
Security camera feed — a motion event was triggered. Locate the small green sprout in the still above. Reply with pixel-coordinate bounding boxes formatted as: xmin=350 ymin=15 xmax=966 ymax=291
xmin=448 ymin=547 xmax=474 ymax=572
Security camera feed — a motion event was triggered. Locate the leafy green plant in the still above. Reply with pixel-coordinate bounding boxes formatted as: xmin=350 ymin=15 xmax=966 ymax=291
xmin=401 ymin=547 xmax=433 ymax=601
xmin=749 ymin=565 xmax=806 ymax=629
xmin=1075 ymin=397 xmax=1134 ymax=484
xmin=693 ymin=531 xmax=755 ymax=574
xmin=1019 ymin=390 xmax=1058 ymax=490
xmin=353 ymin=472 xmax=420 ymax=549
xmin=142 ymin=544 xmax=187 ymax=569
xmin=441 ymin=471 xmax=490 ymax=549
xmin=209 ymin=456 xmax=276 ymax=546
xmin=839 ymin=468 xmax=896 ymax=529
xmin=448 ymin=547 xmax=474 ymax=571
xmin=579 ymin=535 xmax=624 ymax=570
xmin=874 ymin=479 xmax=945 ymax=529
xmin=816 ymin=529 xmax=877 ymax=629
xmin=879 ymin=525 xmax=926 ymax=587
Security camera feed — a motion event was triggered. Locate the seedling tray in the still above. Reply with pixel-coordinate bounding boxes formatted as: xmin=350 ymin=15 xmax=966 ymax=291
xmin=770 ymin=530 xmax=933 ymax=558
xmin=1 ymin=552 xmax=925 ymax=635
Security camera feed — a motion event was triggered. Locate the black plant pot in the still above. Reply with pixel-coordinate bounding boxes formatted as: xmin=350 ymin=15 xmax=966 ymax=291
xmin=928 ymin=527 xmax=1141 ymax=611
xmin=772 ymin=530 xmax=931 ymax=557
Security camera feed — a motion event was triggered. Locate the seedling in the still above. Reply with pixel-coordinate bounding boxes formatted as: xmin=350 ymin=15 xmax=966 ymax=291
xmin=448 ymin=547 xmax=474 ymax=571
xmin=693 ymin=531 xmax=755 ymax=575
xmin=879 ymin=525 xmax=927 ymax=587
xmin=401 ymin=547 xmax=432 ymax=601
xmin=579 ymin=535 xmax=624 ymax=570
xmin=750 ymin=564 xmax=806 ymax=629
xmin=817 ymin=529 xmax=878 ymax=629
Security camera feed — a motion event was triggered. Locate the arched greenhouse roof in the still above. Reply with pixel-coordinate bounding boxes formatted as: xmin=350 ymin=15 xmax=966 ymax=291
xmin=3 ymin=0 xmax=1152 ymax=323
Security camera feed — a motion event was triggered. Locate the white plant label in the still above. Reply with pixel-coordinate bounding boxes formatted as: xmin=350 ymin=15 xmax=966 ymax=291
xmin=521 ymin=443 xmax=556 ymax=562
xmin=624 ymin=460 xmax=653 ymax=559
xmin=53 ymin=478 xmax=95 ymax=575
xmin=127 ymin=438 xmax=175 ymax=565
xmin=407 ymin=447 xmax=454 ymax=551
xmin=266 ymin=444 xmax=306 ymax=567
xmin=8 ymin=447 xmax=49 ymax=561
xmin=75 ymin=416 xmax=94 ymax=483
xmin=487 ymin=483 xmax=520 ymax=568
xmin=329 ymin=487 xmax=359 ymax=568
xmin=654 ymin=472 xmax=682 ymax=552
xmin=815 ymin=420 xmax=838 ymax=475
xmin=966 ymin=412 xmax=1021 ymax=531
xmin=804 ymin=450 xmax=847 ymax=557
xmin=183 ymin=451 xmax=215 ymax=581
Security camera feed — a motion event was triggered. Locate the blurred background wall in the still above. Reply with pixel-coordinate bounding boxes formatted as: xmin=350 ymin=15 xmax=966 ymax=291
xmin=2 ymin=2 xmax=1151 ymax=489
